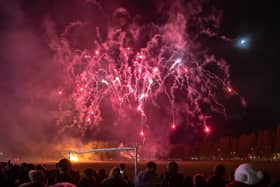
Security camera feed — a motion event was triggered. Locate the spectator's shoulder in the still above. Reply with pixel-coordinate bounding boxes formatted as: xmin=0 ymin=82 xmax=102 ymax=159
xmin=19 ymin=182 xmax=43 ymax=187
xmin=137 ymin=171 xmax=145 ymax=178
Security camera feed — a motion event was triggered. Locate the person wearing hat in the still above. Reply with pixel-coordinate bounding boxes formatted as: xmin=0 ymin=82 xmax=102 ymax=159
xmin=226 ymin=163 xmax=264 ymax=187
xmin=19 ymin=170 xmax=46 ymax=187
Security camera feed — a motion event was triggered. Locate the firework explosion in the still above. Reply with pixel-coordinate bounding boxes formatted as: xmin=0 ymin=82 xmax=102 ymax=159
xmin=49 ymin=1 xmax=241 ymax=141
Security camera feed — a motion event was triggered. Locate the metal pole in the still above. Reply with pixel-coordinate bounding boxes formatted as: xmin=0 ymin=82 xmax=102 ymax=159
xmin=134 ymin=146 xmax=138 ymax=181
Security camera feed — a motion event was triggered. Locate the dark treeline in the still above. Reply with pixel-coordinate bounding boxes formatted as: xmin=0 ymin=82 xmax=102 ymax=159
xmin=166 ymin=125 xmax=280 ymax=160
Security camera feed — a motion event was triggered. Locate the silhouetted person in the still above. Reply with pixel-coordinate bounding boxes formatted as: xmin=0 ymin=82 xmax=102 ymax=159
xmin=78 ymin=168 xmax=97 ymax=187
xmin=101 ymin=167 xmax=128 ymax=187
xmin=261 ymin=171 xmax=271 ymax=187
xmin=207 ymin=164 xmax=227 ymax=187
xmin=160 ymin=162 xmax=184 ymax=187
xmin=119 ymin=163 xmax=127 ymax=179
xmin=193 ymin=174 xmax=207 ymax=187
xmin=226 ymin=163 xmax=263 ymax=187
xmin=120 ymin=163 xmax=133 ymax=187
xmin=15 ymin=163 xmax=35 ymax=186
xmin=183 ymin=176 xmax=193 ymax=187
xmin=55 ymin=158 xmax=78 ymax=185
xmin=271 ymin=181 xmax=280 ymax=187
xmin=97 ymin=169 xmax=107 ymax=185
xmin=136 ymin=161 xmax=160 ymax=187
xmin=19 ymin=170 xmax=46 ymax=187
xmin=0 ymin=162 xmax=9 ymax=186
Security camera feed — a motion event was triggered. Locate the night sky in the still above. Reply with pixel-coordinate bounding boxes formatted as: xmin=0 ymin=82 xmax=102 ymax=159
xmin=216 ymin=0 xmax=280 ymax=133
xmin=0 ymin=0 xmax=280 ymax=155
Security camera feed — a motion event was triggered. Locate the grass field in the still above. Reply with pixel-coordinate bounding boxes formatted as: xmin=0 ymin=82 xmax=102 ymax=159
xmin=45 ymin=160 xmax=280 ymax=183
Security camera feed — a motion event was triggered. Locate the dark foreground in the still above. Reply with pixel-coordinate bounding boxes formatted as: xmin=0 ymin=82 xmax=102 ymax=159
xmin=45 ymin=160 xmax=280 ymax=183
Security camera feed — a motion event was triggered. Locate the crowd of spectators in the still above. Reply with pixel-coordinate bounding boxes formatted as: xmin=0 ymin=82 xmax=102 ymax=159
xmin=0 ymin=158 xmax=279 ymax=187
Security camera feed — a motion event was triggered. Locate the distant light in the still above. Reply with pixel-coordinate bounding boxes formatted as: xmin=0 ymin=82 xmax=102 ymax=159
xmin=58 ymin=90 xmax=63 ymax=95
xmin=241 ymin=97 xmax=247 ymax=108
xmin=95 ymin=50 xmax=100 ymax=55
xmin=171 ymin=123 xmax=176 ymax=129
xmin=79 ymin=87 xmax=84 ymax=92
xmin=204 ymin=126 xmax=211 ymax=133
xmin=236 ymin=37 xmax=250 ymax=48
xmin=140 ymin=130 xmax=144 ymax=136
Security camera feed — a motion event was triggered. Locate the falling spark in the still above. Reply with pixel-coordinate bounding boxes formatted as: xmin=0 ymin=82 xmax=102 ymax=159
xmin=204 ymin=126 xmax=210 ymax=133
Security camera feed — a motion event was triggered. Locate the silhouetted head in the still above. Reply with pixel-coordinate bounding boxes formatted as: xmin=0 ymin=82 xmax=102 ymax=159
xmin=109 ymin=167 xmax=121 ymax=179
xmin=234 ymin=163 xmax=263 ymax=185
xmin=98 ymin=169 xmax=107 ymax=177
xmin=28 ymin=170 xmax=45 ymax=184
xmin=214 ymin=164 xmax=226 ymax=177
xmin=57 ymin=158 xmax=72 ymax=173
xmin=167 ymin=162 xmax=178 ymax=174
xmin=193 ymin=173 xmax=206 ymax=187
xmin=120 ymin=163 xmax=125 ymax=171
xmin=146 ymin=161 xmax=157 ymax=173
xmin=84 ymin=168 xmax=96 ymax=177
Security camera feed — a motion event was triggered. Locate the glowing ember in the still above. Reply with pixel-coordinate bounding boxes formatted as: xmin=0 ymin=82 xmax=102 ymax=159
xmin=153 ymin=67 xmax=159 ymax=73
xmin=137 ymin=105 xmax=142 ymax=112
xmin=139 ymin=55 xmax=144 ymax=60
xmin=227 ymin=86 xmax=233 ymax=93
xmin=204 ymin=126 xmax=211 ymax=133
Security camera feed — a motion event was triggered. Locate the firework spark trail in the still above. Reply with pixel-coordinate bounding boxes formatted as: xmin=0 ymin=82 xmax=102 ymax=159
xmin=50 ymin=1 xmax=242 ymax=138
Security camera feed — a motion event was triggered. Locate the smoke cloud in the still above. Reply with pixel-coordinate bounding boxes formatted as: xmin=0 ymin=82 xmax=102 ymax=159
xmin=0 ymin=0 xmax=237 ymax=160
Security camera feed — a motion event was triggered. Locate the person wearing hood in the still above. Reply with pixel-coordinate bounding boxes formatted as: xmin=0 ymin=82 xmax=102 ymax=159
xmin=226 ymin=163 xmax=264 ymax=187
